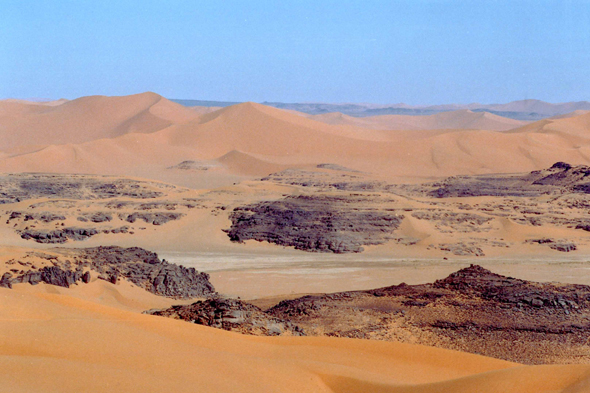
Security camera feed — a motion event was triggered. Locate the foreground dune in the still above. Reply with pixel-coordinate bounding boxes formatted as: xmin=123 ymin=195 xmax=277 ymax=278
xmin=2 ymin=283 xmax=590 ymax=393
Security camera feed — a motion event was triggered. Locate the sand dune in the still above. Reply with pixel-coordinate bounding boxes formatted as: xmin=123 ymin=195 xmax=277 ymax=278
xmin=308 ymin=109 xmax=528 ymax=131
xmin=1 ymin=96 xmax=590 ymax=184
xmin=509 ymin=111 xmax=590 ymax=140
xmin=2 ymin=283 xmax=589 ymax=393
xmin=0 ymin=92 xmax=199 ymax=151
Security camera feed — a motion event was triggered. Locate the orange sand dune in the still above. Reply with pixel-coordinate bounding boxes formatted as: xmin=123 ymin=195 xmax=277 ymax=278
xmin=307 ymin=109 xmax=528 ymax=131
xmin=510 ymin=111 xmax=590 ymax=140
xmin=0 ymin=92 xmax=199 ymax=151
xmin=1 ymin=98 xmax=590 ymax=183
xmin=2 ymin=283 xmax=589 ymax=393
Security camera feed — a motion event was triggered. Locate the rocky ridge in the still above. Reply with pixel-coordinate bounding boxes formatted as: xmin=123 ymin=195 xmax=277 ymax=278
xmin=264 ymin=264 xmax=590 ymax=364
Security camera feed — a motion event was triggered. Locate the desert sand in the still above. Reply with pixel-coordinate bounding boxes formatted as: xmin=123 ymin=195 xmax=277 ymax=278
xmin=3 ymin=93 xmax=590 ymax=391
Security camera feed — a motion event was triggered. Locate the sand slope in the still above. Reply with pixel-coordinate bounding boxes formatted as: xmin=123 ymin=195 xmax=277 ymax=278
xmin=2 ymin=283 xmax=590 ymax=393
xmin=511 ymin=111 xmax=590 ymax=140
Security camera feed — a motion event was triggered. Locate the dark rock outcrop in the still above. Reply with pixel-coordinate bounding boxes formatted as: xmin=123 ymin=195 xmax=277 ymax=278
xmin=14 ymin=266 xmax=84 ymax=287
xmin=267 ymin=265 xmax=590 ymax=364
xmin=0 ymin=272 xmax=13 ymax=288
xmin=147 ymin=297 xmax=304 ymax=336
xmin=124 ymin=212 xmax=184 ymax=225
xmin=225 ymin=195 xmax=403 ymax=253
xmin=8 ymin=211 xmax=66 ymax=223
xmin=19 ymin=227 xmax=99 ymax=243
xmin=0 ymin=173 xmax=173 ymax=204
xmin=525 ymin=238 xmax=578 ymax=253
xmin=2 ymin=246 xmax=215 ymax=299
xmin=413 ymin=162 xmax=590 ymax=198
xmin=77 ymin=246 xmax=215 ymax=298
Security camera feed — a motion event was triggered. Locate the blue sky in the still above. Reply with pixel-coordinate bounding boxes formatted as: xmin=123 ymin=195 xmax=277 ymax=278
xmin=1 ymin=0 xmax=589 ymax=104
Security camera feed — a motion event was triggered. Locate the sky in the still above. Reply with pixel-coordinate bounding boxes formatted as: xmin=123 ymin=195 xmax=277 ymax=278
xmin=1 ymin=0 xmax=589 ymax=105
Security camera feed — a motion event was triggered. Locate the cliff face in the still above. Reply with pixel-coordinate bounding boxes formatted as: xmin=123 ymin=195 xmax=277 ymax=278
xmin=225 ymin=195 xmax=404 ymax=253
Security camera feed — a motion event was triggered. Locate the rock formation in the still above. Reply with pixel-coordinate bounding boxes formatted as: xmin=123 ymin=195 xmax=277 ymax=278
xmin=1 ymin=246 xmax=215 ymax=298
xmin=225 ymin=195 xmax=403 ymax=253
xmin=147 ymin=297 xmax=304 ymax=336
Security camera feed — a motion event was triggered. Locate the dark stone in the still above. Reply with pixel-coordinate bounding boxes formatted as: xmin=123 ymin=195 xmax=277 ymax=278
xmin=0 ymin=272 xmax=13 ymax=288
xmin=125 ymin=212 xmax=183 ymax=225
xmin=19 ymin=227 xmax=99 ymax=243
xmin=550 ymin=242 xmax=577 ymax=252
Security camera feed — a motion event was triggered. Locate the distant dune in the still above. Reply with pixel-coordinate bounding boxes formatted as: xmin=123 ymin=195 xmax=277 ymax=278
xmin=307 ymin=109 xmax=528 ymax=131
xmin=190 ymin=105 xmax=223 ymax=115
xmin=248 ymin=98 xmax=590 ymax=120
xmin=508 ymin=111 xmax=590 ymax=139
xmin=2 ymin=96 xmax=590 ymax=182
xmin=550 ymin=110 xmax=590 ymax=119
xmin=0 ymin=92 xmax=199 ymax=150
